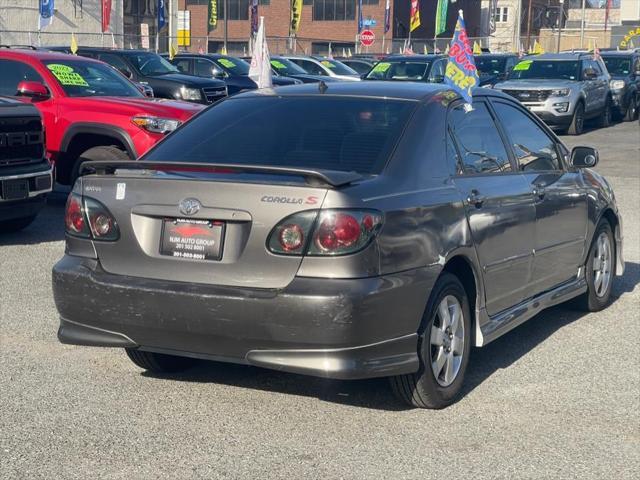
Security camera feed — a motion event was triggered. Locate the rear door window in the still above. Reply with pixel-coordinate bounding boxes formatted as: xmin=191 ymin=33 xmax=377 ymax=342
xmin=173 ymin=58 xmax=192 ymax=75
xmin=491 ymin=101 xmax=561 ymax=172
xmin=144 ymin=96 xmax=417 ymax=174
xmin=448 ymin=102 xmax=512 ymax=174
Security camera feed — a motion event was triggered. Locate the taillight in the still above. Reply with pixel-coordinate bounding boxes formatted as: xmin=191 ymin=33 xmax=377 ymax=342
xmin=267 ymin=209 xmax=383 ymax=257
xmin=64 ymin=193 xmax=119 ymax=241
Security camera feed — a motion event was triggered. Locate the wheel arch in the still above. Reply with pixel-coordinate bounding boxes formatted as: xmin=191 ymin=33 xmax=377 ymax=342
xmin=598 ymin=207 xmax=624 ymax=276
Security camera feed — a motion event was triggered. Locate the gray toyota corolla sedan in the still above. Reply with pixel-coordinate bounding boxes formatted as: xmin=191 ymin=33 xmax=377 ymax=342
xmin=53 ymin=82 xmax=624 ymax=409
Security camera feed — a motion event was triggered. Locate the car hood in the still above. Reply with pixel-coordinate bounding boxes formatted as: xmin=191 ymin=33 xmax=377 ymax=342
xmin=68 ymin=96 xmax=205 ymax=121
xmin=145 ymin=72 xmax=226 ymax=88
xmin=495 ymin=79 xmax=578 ymax=90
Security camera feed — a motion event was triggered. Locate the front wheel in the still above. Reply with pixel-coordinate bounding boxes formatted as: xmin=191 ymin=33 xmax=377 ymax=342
xmin=624 ymin=95 xmax=638 ymax=122
xmin=574 ymin=220 xmax=615 ymax=312
xmin=71 ymin=145 xmax=131 ymax=184
xmin=125 ymin=348 xmax=197 ymax=373
xmin=390 ymin=273 xmax=472 ymax=409
xmin=598 ymin=98 xmax=613 ymax=128
xmin=567 ymin=102 xmax=585 ymax=135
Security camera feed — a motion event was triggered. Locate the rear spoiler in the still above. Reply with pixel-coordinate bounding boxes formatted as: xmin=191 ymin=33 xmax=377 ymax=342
xmin=79 ymin=161 xmax=363 ymax=188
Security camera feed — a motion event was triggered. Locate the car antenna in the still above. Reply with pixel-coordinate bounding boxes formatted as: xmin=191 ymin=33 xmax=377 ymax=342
xmin=318 ymin=80 xmax=328 ymax=94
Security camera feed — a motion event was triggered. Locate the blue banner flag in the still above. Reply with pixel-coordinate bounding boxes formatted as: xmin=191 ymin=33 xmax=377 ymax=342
xmin=158 ymin=0 xmax=166 ymax=30
xmin=384 ymin=0 xmax=390 ymax=34
xmin=444 ymin=10 xmax=479 ymax=106
xmin=358 ymin=0 xmax=363 ymax=33
xmin=38 ymin=0 xmax=55 ymax=31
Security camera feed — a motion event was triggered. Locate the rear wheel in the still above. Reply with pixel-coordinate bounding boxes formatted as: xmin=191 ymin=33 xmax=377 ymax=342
xmin=390 ymin=273 xmax=471 ymax=409
xmin=624 ymin=95 xmax=638 ymax=122
xmin=71 ymin=145 xmax=131 ymax=184
xmin=0 ymin=215 xmax=37 ymax=233
xmin=574 ymin=220 xmax=615 ymax=312
xmin=125 ymin=348 xmax=197 ymax=373
xmin=567 ymin=102 xmax=585 ymax=135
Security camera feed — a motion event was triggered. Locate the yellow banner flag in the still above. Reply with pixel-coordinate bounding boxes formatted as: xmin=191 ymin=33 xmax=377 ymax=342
xmin=410 ymin=0 xmax=421 ymax=32
xmin=169 ymin=42 xmax=178 ymax=60
xmin=533 ymin=40 xmax=544 ymax=54
xmin=291 ymin=0 xmax=302 ymax=33
xmin=473 ymin=41 xmax=482 ymax=55
xmin=70 ymin=33 xmax=78 ymax=55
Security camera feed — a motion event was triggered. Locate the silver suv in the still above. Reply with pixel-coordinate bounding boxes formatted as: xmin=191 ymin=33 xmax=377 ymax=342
xmin=494 ymin=53 xmax=612 ymax=135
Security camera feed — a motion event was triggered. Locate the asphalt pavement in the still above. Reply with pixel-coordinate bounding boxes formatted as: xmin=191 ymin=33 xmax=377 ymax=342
xmin=1 ymin=121 xmax=638 ymax=479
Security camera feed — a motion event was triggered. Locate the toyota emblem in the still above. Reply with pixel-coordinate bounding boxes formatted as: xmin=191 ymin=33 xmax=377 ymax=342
xmin=179 ymin=198 xmax=201 ymax=216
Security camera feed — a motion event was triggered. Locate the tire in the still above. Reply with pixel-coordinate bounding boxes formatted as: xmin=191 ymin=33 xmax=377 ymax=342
xmin=390 ymin=273 xmax=472 ymax=409
xmin=0 ymin=215 xmax=37 ymax=233
xmin=71 ymin=145 xmax=131 ymax=184
xmin=624 ymin=95 xmax=638 ymax=122
xmin=125 ymin=348 xmax=197 ymax=373
xmin=567 ymin=102 xmax=585 ymax=135
xmin=574 ymin=220 xmax=615 ymax=312
xmin=597 ymin=98 xmax=613 ymax=128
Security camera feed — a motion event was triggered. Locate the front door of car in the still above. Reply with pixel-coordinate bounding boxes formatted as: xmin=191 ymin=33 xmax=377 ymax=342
xmin=449 ymin=101 xmax=537 ymax=316
xmin=591 ymin=59 xmax=608 ymax=111
xmin=491 ymin=99 xmax=588 ymax=294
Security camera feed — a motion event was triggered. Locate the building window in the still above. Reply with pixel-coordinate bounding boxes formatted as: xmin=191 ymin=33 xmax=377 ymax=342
xmin=362 ymin=0 xmax=378 ymax=4
xmin=495 ymin=7 xmax=509 ymax=24
xmin=313 ymin=0 xmax=357 ymax=21
xmin=219 ymin=0 xmax=251 ymax=20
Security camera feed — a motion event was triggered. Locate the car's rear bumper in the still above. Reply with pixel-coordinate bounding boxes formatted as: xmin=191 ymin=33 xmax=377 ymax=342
xmin=53 ymin=255 xmax=437 ymax=379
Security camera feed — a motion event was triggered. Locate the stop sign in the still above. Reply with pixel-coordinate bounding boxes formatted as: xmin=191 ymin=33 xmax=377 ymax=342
xmin=360 ymin=30 xmax=375 ymax=47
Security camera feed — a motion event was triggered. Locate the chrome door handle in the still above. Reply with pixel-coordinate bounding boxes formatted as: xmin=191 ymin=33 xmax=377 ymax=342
xmin=467 ymin=190 xmax=485 ymax=208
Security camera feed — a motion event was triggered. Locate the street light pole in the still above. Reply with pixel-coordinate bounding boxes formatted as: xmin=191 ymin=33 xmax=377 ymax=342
xmin=556 ymin=0 xmax=565 ymax=53
xmin=526 ymin=0 xmax=533 ymax=51
xmin=224 ymin=0 xmax=229 ymax=53
xmin=580 ymin=0 xmax=587 ymax=48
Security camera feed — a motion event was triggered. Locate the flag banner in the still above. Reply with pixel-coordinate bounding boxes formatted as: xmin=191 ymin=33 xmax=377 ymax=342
xmin=444 ymin=10 xmax=479 ymax=106
xmin=250 ymin=0 xmax=259 ymax=36
xmin=158 ymin=0 xmax=166 ymax=31
xmin=435 ymin=0 xmax=448 ymax=37
xmin=38 ymin=0 xmax=55 ymax=31
xmin=70 ymin=32 xmax=78 ymax=55
xmin=384 ymin=0 xmax=391 ymax=34
xmin=249 ymin=17 xmax=273 ymax=89
xmin=410 ymin=0 xmax=421 ymax=32
xmin=102 ymin=0 xmax=112 ymax=33
xmin=358 ymin=0 xmax=364 ymax=33
xmin=208 ymin=0 xmax=218 ymax=31
xmin=169 ymin=42 xmax=178 ymax=60
xmin=291 ymin=0 xmax=302 ymax=33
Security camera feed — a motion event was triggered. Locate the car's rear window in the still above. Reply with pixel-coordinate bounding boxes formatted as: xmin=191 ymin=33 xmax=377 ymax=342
xmin=144 ymin=96 xmax=416 ymax=174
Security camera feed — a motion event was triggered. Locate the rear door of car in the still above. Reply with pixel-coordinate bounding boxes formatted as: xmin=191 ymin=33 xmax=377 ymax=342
xmin=449 ymin=99 xmax=537 ymax=316
xmin=490 ymin=98 xmax=588 ymax=294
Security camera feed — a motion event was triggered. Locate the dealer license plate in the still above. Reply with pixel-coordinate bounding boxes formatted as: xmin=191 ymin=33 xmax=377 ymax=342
xmin=160 ymin=218 xmax=224 ymax=261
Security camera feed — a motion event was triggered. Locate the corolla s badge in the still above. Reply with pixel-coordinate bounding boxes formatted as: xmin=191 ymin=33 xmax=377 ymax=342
xmin=179 ymin=198 xmax=201 ymax=216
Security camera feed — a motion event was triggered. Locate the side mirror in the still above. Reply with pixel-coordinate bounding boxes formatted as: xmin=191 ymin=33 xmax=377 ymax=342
xmin=583 ymin=68 xmax=597 ymax=80
xmin=118 ymin=67 xmax=133 ymax=79
xmin=211 ymin=67 xmax=226 ymax=79
xmin=571 ymin=146 xmax=599 ymax=168
xmin=16 ymin=81 xmax=50 ymax=99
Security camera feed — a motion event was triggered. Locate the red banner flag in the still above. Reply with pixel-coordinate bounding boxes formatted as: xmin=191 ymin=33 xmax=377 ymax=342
xmin=102 ymin=0 xmax=112 ymax=33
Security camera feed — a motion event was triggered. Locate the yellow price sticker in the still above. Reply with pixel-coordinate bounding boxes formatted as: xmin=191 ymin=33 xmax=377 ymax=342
xmin=372 ymin=62 xmax=391 ymax=73
xmin=218 ymin=58 xmax=236 ymax=69
xmin=513 ymin=60 xmax=533 ymax=71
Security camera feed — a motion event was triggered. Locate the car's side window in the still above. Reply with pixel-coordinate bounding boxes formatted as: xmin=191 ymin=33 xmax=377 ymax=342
xmin=194 ymin=59 xmax=214 ymax=77
xmin=590 ymin=60 xmax=603 ymax=75
xmin=0 ymin=59 xmax=43 ymax=96
xmin=492 ymin=101 xmax=561 ymax=172
xmin=98 ymin=53 xmax=130 ymax=74
xmin=428 ymin=60 xmax=445 ymax=82
xmin=300 ymin=60 xmax=325 ymax=76
xmin=448 ymin=102 xmax=512 ymax=175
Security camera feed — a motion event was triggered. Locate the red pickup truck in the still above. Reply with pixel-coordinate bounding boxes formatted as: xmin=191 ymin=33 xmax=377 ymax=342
xmin=0 ymin=48 xmax=205 ymax=184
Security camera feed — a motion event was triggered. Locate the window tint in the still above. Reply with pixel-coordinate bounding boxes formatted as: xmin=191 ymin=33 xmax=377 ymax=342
xmin=492 ymin=102 xmax=561 ymax=172
xmin=194 ymin=59 xmax=215 ymax=77
xmin=144 ymin=96 xmax=416 ymax=174
xmin=366 ymin=61 xmax=431 ymax=81
xmin=449 ymin=102 xmax=511 ymax=174
xmin=428 ymin=60 xmax=445 ymax=82
xmin=590 ymin=60 xmax=602 ymax=75
xmin=0 ymin=60 xmax=43 ymax=96
xmin=295 ymin=59 xmax=326 ymax=76
xmin=97 ymin=53 xmax=131 ymax=74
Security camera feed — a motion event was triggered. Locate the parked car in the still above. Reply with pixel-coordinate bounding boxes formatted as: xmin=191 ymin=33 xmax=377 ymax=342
xmin=473 ymin=53 xmax=519 ymax=86
xmin=601 ymin=50 xmax=640 ymax=121
xmin=164 ymin=53 xmax=299 ymax=95
xmin=494 ymin=52 xmax=613 ymax=135
xmin=266 ymin=56 xmax=341 ymax=84
xmin=282 ymin=55 xmax=361 ymax=81
xmin=0 ymin=49 xmax=204 ymax=184
xmin=53 ymin=82 xmax=623 ymax=409
xmin=48 ymin=47 xmax=227 ymax=105
xmin=363 ymin=55 xmax=448 ymax=83
xmin=0 ymin=96 xmax=52 ymax=232
xmin=335 ymin=58 xmax=374 ymax=75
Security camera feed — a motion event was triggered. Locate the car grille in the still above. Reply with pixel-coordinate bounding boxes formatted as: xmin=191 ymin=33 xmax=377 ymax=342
xmin=0 ymin=117 xmax=44 ymax=167
xmin=202 ymin=86 xmax=228 ymax=104
xmin=502 ymin=89 xmax=551 ymax=102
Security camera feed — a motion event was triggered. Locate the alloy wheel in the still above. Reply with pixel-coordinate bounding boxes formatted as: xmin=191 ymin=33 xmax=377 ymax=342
xmin=593 ymin=232 xmax=612 ymax=298
xmin=430 ymin=295 xmax=465 ymax=387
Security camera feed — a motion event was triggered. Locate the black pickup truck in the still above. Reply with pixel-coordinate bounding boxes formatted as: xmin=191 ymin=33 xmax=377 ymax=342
xmin=0 ymin=97 xmax=52 ymax=232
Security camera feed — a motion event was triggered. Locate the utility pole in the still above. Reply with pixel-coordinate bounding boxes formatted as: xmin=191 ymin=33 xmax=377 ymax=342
xmin=526 ymin=0 xmax=533 ymax=51
xmin=580 ymin=0 xmax=587 ymax=48
xmin=556 ymin=0 xmax=565 ymax=53
xmin=224 ymin=0 xmax=229 ymax=53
